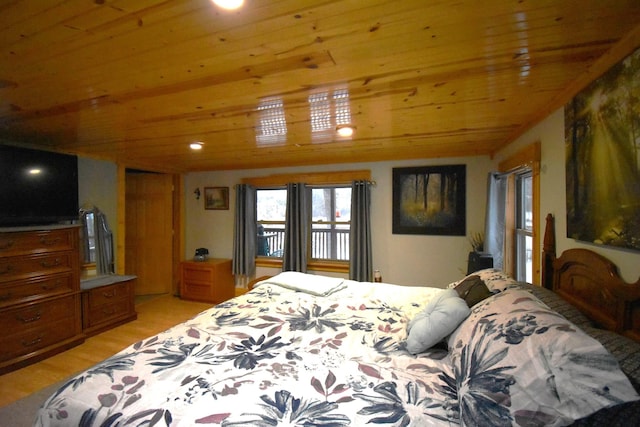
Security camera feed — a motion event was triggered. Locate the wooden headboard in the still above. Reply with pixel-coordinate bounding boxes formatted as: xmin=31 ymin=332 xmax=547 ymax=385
xmin=542 ymin=213 xmax=640 ymax=342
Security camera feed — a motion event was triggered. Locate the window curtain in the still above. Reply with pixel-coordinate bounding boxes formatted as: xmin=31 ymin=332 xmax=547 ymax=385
xmin=282 ymin=182 xmax=308 ymax=272
xmin=232 ymin=184 xmax=256 ymax=280
xmin=349 ymin=180 xmax=372 ymax=281
xmin=484 ymin=172 xmax=507 ymax=269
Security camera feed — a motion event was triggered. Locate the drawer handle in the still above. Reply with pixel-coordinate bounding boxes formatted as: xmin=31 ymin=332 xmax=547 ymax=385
xmin=40 ymin=236 xmax=61 ymax=246
xmin=0 ymin=292 xmax=12 ymax=301
xmin=102 ymin=290 xmax=116 ymax=298
xmin=41 ymin=258 xmax=61 ymax=268
xmin=17 ymin=311 xmax=42 ymax=323
xmin=22 ymin=335 xmax=43 ymax=347
xmin=0 ymin=240 xmax=14 ymax=250
xmin=102 ymin=307 xmax=116 ymax=315
xmin=0 ymin=265 xmax=13 ymax=275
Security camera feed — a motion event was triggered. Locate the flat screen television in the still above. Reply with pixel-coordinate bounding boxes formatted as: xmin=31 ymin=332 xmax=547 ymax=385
xmin=0 ymin=144 xmax=79 ymax=227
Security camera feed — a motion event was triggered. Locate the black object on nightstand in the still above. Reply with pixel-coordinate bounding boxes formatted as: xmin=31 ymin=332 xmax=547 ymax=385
xmin=467 ymin=252 xmax=494 ymax=274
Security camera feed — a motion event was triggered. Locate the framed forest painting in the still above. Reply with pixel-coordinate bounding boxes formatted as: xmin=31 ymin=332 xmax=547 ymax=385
xmin=392 ymin=165 xmax=466 ymax=235
xmin=565 ymin=46 xmax=640 ymax=251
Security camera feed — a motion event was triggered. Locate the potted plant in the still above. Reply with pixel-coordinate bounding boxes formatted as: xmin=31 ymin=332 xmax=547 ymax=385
xmin=468 ymin=231 xmax=484 ymax=253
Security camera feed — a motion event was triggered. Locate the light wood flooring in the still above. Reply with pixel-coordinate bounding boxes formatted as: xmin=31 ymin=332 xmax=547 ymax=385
xmin=0 ymin=294 xmax=213 ymax=408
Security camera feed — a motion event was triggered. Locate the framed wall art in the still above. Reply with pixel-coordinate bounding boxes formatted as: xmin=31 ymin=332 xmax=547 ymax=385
xmin=204 ymin=187 xmax=229 ymax=210
xmin=565 ymin=46 xmax=640 ymax=252
xmin=392 ymin=164 xmax=466 ymax=235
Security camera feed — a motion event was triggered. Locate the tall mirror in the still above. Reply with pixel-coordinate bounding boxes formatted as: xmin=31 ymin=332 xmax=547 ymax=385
xmin=80 ymin=207 xmax=114 ymax=275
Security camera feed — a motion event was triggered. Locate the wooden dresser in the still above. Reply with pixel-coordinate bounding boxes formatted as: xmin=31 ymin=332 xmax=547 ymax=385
xmin=180 ymin=258 xmax=235 ymax=304
xmin=81 ymin=276 xmax=137 ymax=337
xmin=0 ymin=226 xmax=84 ymax=374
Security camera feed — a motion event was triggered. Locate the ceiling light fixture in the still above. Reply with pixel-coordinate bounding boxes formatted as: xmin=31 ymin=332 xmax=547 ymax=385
xmin=336 ymin=125 xmax=355 ymax=138
xmin=190 ymin=142 xmax=204 ymax=150
xmin=212 ymin=0 xmax=244 ymax=10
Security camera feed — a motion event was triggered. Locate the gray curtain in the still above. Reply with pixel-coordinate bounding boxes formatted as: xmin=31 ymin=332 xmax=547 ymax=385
xmin=349 ymin=180 xmax=372 ymax=281
xmin=232 ymin=184 xmax=256 ymax=278
xmin=484 ymin=172 xmax=507 ymax=269
xmin=282 ymin=182 xmax=308 ymax=272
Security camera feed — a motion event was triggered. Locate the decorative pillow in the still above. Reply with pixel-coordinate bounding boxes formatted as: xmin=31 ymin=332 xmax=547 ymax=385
xmin=453 ymin=275 xmax=493 ymax=307
xmin=447 ymin=288 xmax=640 ymax=426
xmin=448 ymin=268 xmax=519 ymax=293
xmin=405 ymin=289 xmax=470 ymax=354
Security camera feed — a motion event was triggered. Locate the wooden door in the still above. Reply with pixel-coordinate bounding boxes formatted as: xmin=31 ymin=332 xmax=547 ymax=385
xmin=125 ymin=173 xmax=173 ymax=295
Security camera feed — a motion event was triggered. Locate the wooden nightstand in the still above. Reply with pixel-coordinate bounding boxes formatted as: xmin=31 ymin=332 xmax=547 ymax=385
xmin=180 ymin=259 xmax=235 ymax=304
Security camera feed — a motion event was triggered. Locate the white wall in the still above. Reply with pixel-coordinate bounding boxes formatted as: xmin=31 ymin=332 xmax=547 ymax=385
xmin=494 ymin=108 xmax=640 ymax=283
xmin=184 ymin=155 xmax=492 ymax=287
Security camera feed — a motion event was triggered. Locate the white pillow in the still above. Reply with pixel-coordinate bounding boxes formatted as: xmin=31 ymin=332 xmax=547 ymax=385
xmin=405 ymin=288 xmax=470 ymax=354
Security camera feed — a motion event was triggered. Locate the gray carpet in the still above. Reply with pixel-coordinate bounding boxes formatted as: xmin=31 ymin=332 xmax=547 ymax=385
xmin=0 ymin=379 xmax=66 ymax=427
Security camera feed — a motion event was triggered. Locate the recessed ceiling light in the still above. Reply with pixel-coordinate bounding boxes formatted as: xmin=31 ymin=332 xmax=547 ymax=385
xmin=336 ymin=125 xmax=355 ymax=138
xmin=212 ymin=0 xmax=244 ymax=10
xmin=190 ymin=142 xmax=204 ymax=150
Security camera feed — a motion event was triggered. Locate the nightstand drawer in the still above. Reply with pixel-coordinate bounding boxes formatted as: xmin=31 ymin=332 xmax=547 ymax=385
xmin=182 ymin=267 xmax=212 ymax=282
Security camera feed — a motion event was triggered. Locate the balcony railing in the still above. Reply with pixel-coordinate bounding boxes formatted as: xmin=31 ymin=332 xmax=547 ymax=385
xmin=258 ymin=227 xmax=349 ymax=260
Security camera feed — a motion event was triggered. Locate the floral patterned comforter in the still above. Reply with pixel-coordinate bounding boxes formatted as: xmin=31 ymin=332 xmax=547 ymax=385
xmin=36 ymin=280 xmax=454 ymax=426
xmin=35 ymin=275 xmax=639 ymax=427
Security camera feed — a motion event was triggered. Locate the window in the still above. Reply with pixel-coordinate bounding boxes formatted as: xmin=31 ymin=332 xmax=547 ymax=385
xmin=255 ymin=186 xmax=352 ymax=262
xmin=498 ymin=141 xmax=540 ymax=284
xmin=515 ymin=171 xmax=533 ymax=282
xmin=311 ymin=186 xmax=351 ymax=260
xmin=256 ymin=189 xmax=287 ymax=257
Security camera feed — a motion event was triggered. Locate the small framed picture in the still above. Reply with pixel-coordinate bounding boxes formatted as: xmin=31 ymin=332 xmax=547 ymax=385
xmin=204 ymin=187 xmax=229 ymax=210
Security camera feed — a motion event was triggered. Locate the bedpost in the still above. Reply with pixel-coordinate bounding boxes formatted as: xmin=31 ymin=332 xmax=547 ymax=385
xmin=542 ymin=213 xmax=556 ymax=289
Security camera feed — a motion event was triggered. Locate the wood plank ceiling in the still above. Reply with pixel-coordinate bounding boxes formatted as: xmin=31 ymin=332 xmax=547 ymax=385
xmin=1 ymin=0 xmax=640 ymax=172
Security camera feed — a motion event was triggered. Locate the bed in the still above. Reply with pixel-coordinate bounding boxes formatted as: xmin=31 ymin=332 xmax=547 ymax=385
xmin=35 ymin=215 xmax=640 ymax=426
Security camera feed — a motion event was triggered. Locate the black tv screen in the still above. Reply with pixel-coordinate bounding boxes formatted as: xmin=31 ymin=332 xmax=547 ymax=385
xmin=0 ymin=144 xmax=79 ymax=226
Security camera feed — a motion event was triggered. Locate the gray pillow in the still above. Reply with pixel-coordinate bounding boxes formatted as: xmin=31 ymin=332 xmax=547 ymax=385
xmin=406 ymin=288 xmax=470 ymax=354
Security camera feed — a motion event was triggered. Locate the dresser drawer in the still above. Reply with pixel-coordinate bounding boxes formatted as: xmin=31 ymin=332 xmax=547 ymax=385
xmin=85 ymin=282 xmax=130 ymax=309
xmin=0 ymin=315 xmax=79 ymax=363
xmin=0 ymin=228 xmax=76 ymax=257
xmin=0 ymin=294 xmax=77 ymax=332
xmin=0 ymin=251 xmax=76 ymax=283
xmin=85 ymin=301 xmax=131 ymax=328
xmin=0 ymin=272 xmax=75 ymax=308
